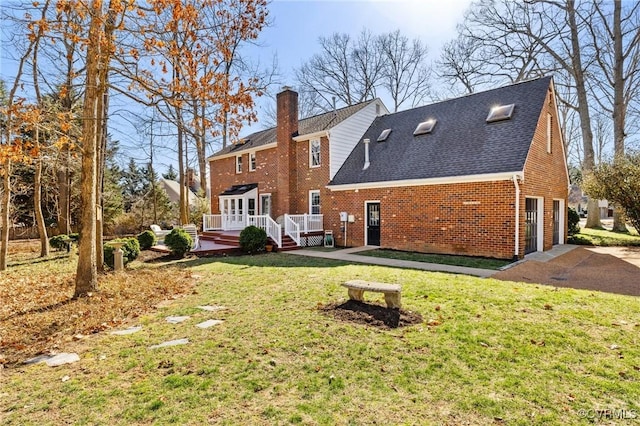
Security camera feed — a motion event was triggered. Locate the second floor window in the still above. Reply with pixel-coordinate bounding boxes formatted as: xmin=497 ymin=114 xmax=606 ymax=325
xmin=249 ymin=152 xmax=256 ymax=171
xmin=236 ymin=155 xmax=243 ymax=173
xmin=310 ymin=139 xmax=321 ymax=167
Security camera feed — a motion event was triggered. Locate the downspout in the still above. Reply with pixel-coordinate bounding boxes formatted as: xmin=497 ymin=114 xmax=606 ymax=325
xmin=512 ymin=174 xmax=520 ymax=260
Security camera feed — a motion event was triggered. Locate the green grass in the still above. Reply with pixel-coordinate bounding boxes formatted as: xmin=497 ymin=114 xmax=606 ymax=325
xmin=569 ymin=226 xmax=640 ymax=246
xmin=2 ymin=253 xmax=639 ymax=425
xmin=357 ymin=248 xmax=513 ymax=270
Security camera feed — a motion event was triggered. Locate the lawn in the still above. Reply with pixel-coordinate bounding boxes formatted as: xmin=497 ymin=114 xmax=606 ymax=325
xmin=1 ymin=246 xmax=639 ymax=425
xmin=569 ymin=226 xmax=640 ymax=246
xmin=357 ymin=249 xmax=513 ymax=270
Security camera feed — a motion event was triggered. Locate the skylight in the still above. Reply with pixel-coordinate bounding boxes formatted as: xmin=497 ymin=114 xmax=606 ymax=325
xmin=486 ymin=104 xmax=515 ymax=123
xmin=413 ymin=119 xmax=437 ymax=136
xmin=377 ymin=128 xmax=392 ymax=142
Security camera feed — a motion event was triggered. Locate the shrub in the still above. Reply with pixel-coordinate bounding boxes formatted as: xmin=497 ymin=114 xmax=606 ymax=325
xmin=239 ymin=225 xmax=267 ymax=254
xmin=568 ymin=207 xmax=580 ymax=236
xmin=103 ymin=238 xmax=140 ymax=269
xmin=137 ymin=230 xmax=157 ymax=250
xmin=49 ymin=234 xmax=71 ymax=251
xmin=164 ymin=228 xmax=192 ymax=257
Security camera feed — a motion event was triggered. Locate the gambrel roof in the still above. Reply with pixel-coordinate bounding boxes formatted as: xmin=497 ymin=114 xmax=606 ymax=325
xmin=330 ymin=76 xmax=553 ymax=187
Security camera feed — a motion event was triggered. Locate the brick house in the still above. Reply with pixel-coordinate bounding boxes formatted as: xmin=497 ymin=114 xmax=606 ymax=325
xmin=208 ymin=76 xmax=568 ymax=259
xmin=206 ymin=89 xmax=388 ymax=246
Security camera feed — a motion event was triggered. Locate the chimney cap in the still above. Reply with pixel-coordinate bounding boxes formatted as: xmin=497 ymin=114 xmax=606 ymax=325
xmin=281 ymin=85 xmax=293 ymax=92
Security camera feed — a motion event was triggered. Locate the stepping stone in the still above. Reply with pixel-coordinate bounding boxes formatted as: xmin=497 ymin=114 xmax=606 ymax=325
xmin=149 ymin=338 xmax=189 ymax=349
xmin=24 ymin=354 xmax=52 ymax=365
xmin=25 ymin=353 xmax=80 ymax=367
xmin=195 ymin=319 xmax=224 ymax=329
xmin=46 ymin=353 xmax=80 ymax=367
xmin=197 ymin=305 xmax=227 ymax=312
xmin=166 ymin=316 xmax=190 ymax=324
xmin=110 ymin=326 xmax=142 ymax=335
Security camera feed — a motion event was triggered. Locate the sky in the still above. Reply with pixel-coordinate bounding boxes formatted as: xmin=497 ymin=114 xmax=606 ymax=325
xmin=0 ymin=0 xmax=473 ymax=171
xmin=248 ymin=0 xmax=472 ymax=122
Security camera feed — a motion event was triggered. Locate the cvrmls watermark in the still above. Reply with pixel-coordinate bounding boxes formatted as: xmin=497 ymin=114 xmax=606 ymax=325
xmin=577 ymin=408 xmax=637 ymax=420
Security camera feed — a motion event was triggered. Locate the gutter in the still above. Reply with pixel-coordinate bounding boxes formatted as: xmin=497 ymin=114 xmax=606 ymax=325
xmin=512 ymin=174 xmax=520 ymax=260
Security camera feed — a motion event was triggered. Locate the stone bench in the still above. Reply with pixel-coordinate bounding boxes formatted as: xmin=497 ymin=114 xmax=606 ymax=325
xmin=342 ymin=280 xmax=402 ymax=309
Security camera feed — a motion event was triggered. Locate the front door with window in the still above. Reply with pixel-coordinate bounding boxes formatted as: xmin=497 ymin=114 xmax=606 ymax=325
xmin=366 ymin=202 xmax=381 ymax=246
xmin=260 ymin=194 xmax=271 ymax=217
xmin=552 ymin=200 xmax=560 ymax=245
xmin=525 ymin=198 xmax=538 ymax=254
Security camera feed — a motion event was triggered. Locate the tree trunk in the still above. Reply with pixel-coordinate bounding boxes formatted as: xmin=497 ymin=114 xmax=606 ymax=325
xmin=34 ymin=129 xmax=49 ymax=258
xmin=0 ymin=159 xmax=11 ymax=271
xmin=611 ymin=1 xmax=628 ymax=233
xmin=75 ymin=0 xmax=102 ymax=297
xmin=567 ymin=0 xmax=601 ymax=229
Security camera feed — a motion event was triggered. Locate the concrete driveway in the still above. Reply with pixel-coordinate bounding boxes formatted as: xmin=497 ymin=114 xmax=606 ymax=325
xmin=492 ymin=246 xmax=640 ymax=297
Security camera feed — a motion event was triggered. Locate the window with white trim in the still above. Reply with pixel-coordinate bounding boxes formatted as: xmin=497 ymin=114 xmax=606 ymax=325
xmin=249 ymin=152 xmax=256 ymax=171
xmin=235 ymin=155 xmax=243 ymax=173
xmin=546 ymin=113 xmax=552 ymax=153
xmin=309 ymin=190 xmax=321 ymax=215
xmin=310 ymin=139 xmax=321 ymax=167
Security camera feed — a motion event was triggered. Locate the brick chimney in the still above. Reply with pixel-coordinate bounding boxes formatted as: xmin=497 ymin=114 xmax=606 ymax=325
xmin=275 ymin=87 xmax=299 ymax=217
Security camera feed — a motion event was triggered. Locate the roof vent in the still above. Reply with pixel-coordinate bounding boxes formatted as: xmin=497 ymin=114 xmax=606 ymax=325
xmin=486 ymin=104 xmax=515 ymax=123
xmin=413 ymin=119 xmax=437 ymax=136
xmin=377 ymin=128 xmax=392 ymax=142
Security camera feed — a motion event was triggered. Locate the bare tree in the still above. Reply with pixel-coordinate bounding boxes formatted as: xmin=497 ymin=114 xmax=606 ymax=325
xmin=438 ymin=0 xmax=602 ymax=228
xmin=586 ymin=0 xmax=640 ymax=232
xmin=379 ymin=30 xmax=431 ymax=112
xmin=296 ymin=28 xmax=432 ymax=113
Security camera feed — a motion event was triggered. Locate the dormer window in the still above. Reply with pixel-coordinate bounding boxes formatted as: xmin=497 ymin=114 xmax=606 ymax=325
xmin=377 ymin=128 xmax=392 ymax=142
xmin=310 ymin=139 xmax=321 ymax=167
xmin=413 ymin=119 xmax=437 ymax=136
xmin=486 ymin=104 xmax=515 ymax=123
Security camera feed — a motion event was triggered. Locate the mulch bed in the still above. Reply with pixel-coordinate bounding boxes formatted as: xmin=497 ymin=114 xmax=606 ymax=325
xmin=320 ymin=300 xmax=423 ymax=329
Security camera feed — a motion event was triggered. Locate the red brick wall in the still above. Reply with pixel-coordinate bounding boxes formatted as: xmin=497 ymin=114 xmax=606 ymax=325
xmin=327 ymin=181 xmax=517 ymax=259
xmin=209 ymin=147 xmax=279 ymax=214
xmin=520 ymin=84 xmax=569 ymax=253
xmin=292 ymin=136 xmax=330 ymax=215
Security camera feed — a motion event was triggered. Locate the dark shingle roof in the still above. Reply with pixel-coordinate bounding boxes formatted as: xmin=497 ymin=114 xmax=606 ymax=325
xmin=210 ymin=100 xmax=375 ymax=158
xmin=330 ymin=76 xmax=552 ymax=186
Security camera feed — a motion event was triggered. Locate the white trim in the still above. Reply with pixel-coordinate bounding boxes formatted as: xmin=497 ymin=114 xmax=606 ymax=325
xmin=309 ymin=190 xmax=321 ymax=215
xmin=293 ymin=130 xmax=329 ymax=142
xmin=546 ymin=113 xmax=552 ymax=153
xmin=208 ymin=142 xmax=277 ymax=161
xmin=554 ymin=198 xmax=565 ymax=245
xmin=327 ymin=171 xmax=524 ymax=192
xmin=364 ymin=200 xmax=381 ymax=246
xmin=513 ymin=175 xmax=520 ymax=258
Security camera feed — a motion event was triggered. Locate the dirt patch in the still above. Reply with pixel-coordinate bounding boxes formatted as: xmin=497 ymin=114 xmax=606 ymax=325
xmin=320 ymin=300 xmax=423 ymax=329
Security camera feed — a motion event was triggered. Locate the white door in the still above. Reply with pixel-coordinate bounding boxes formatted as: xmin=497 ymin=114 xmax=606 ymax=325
xmin=221 ymin=197 xmax=246 ymax=230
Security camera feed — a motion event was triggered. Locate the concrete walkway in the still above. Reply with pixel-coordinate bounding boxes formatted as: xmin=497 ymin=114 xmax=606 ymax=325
xmin=285 ymin=246 xmax=496 ymax=278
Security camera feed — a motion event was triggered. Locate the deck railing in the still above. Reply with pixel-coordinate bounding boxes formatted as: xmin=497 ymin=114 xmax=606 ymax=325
xmin=248 ymin=215 xmax=282 ymax=247
xmin=202 ymin=214 xmax=223 ymax=231
xmin=284 ymin=215 xmax=301 ymax=246
xmin=286 ymin=214 xmax=323 ymax=233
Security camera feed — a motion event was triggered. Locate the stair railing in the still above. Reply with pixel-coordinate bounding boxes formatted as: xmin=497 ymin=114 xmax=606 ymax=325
xmin=284 ymin=215 xmax=301 ymax=246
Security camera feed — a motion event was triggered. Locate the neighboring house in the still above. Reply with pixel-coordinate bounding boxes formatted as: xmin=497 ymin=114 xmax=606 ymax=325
xmin=160 ymin=177 xmax=202 ymax=207
xmin=569 ymin=185 xmax=611 ymax=219
xmin=208 ymin=76 xmax=569 ymax=259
